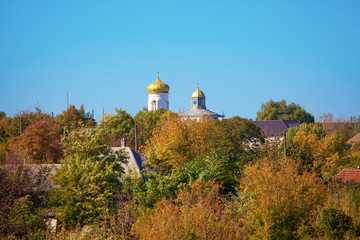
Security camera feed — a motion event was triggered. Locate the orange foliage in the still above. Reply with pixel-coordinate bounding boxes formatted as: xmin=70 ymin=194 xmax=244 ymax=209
xmin=12 ymin=115 xmax=63 ymax=164
xmin=133 ymin=181 xmax=247 ymax=240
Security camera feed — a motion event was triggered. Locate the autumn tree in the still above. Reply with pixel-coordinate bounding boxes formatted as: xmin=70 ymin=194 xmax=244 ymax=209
xmin=133 ymin=181 xmax=247 ymax=240
xmin=256 ymin=99 xmax=314 ymax=123
xmin=144 ymin=113 xmax=263 ymax=173
xmin=242 ymin=157 xmax=328 ymax=239
xmin=286 ymin=123 xmax=352 ymax=179
xmin=50 ymin=130 xmax=128 ymax=227
xmin=143 ymin=112 xmax=216 ymax=172
xmin=12 ymin=115 xmax=63 ymax=164
xmin=0 ymin=108 xmax=59 ymax=164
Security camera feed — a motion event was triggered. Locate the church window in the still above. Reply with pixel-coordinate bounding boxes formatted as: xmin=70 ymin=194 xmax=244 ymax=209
xmin=151 ymin=100 xmax=156 ymax=111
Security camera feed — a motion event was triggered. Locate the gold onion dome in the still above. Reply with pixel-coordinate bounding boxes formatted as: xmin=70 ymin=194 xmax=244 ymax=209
xmin=147 ymin=77 xmax=170 ymax=94
xmin=191 ymin=87 xmax=205 ymax=98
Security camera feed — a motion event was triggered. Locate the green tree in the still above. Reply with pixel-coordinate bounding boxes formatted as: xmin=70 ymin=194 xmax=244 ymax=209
xmin=133 ymin=107 xmax=168 ymax=152
xmin=256 ymin=99 xmax=314 ymax=123
xmin=99 ymin=108 xmax=135 ymax=147
xmin=50 ymin=130 xmax=128 ymax=227
xmin=0 ymin=111 xmax=5 ymax=119
xmin=208 ymin=116 xmax=264 ymax=169
xmin=8 ymin=195 xmax=47 ymax=239
xmin=317 ymin=206 xmax=353 ymax=239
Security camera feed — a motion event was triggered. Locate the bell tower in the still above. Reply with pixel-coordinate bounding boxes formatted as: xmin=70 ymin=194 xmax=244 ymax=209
xmin=147 ymin=73 xmax=170 ymax=111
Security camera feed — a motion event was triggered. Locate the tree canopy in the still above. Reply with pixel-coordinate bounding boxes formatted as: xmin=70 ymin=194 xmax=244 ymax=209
xmin=50 ymin=130 xmax=128 ymax=227
xmin=256 ymin=99 xmax=314 ymax=123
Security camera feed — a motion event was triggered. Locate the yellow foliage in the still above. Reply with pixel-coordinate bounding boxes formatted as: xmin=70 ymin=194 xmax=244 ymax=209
xmin=242 ymin=157 xmax=328 ymax=239
xmin=143 ymin=113 xmax=216 ymax=171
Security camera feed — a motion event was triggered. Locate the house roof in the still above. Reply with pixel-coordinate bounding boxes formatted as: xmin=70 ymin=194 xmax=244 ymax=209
xmin=333 ymin=168 xmax=360 ymax=184
xmin=251 ymin=120 xmax=301 ymax=136
xmin=346 ymin=132 xmax=360 ymax=144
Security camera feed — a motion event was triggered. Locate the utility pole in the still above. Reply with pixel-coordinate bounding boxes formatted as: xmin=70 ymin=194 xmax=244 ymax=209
xmin=134 ymin=124 xmax=138 ymax=152
xmin=284 ymin=130 xmax=287 ymax=157
xmin=66 ymin=93 xmax=70 ymax=130
xmin=19 ymin=115 xmax=22 ymax=136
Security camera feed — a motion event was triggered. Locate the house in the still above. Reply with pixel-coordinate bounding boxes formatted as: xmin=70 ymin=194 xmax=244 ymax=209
xmin=251 ymin=120 xmax=301 ymax=141
xmin=331 ymin=168 xmax=360 ymax=185
xmin=346 ymin=132 xmax=360 ymax=145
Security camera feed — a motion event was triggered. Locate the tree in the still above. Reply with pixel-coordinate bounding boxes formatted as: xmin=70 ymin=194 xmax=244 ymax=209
xmin=133 ymin=107 xmax=168 ymax=152
xmin=208 ymin=116 xmax=263 ymax=169
xmin=256 ymin=99 xmax=314 ymax=123
xmin=286 ymin=123 xmax=351 ymax=179
xmin=316 ymin=206 xmax=353 ymax=239
xmin=98 ymin=108 xmax=135 ymax=147
xmin=0 ymin=111 xmax=5 ymax=119
xmin=144 ymin=114 xmax=263 ymax=173
xmin=143 ymin=112 xmax=216 ymax=172
xmin=13 ymin=115 xmax=63 ymax=164
xmin=0 ymin=165 xmax=52 ymax=238
xmin=133 ymin=181 xmax=247 ymax=240
xmin=242 ymin=157 xmax=328 ymax=239
xmin=54 ymin=104 xmax=96 ymax=131
xmin=50 ymin=130 xmax=128 ymax=227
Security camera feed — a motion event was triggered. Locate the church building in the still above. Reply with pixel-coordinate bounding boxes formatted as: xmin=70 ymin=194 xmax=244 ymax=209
xmin=180 ymin=85 xmax=224 ymax=120
xmin=147 ymin=74 xmax=170 ymax=111
xmin=147 ymin=74 xmax=224 ymax=120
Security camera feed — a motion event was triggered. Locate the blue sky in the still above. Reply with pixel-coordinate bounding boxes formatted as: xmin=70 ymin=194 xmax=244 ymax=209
xmin=1 ymin=1 xmax=359 ymax=122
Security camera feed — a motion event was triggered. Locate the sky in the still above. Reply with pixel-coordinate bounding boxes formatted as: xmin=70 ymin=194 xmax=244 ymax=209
xmin=1 ymin=1 xmax=359 ymax=122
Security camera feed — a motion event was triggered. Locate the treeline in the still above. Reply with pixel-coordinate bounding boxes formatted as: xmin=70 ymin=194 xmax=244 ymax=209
xmin=1 ymin=101 xmax=360 ymax=239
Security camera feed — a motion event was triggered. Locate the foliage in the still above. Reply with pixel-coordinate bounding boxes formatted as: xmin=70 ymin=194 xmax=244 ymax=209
xmin=144 ymin=113 xmax=263 ymax=173
xmin=286 ymin=123 xmax=352 ymax=179
xmin=0 ymin=165 xmax=52 ymax=238
xmin=143 ymin=112 xmax=215 ymax=172
xmin=208 ymin=116 xmax=263 ymax=168
xmin=316 ymin=205 xmax=353 ymax=240
xmin=7 ymin=195 xmax=47 ymax=239
xmin=133 ymin=107 xmax=168 ymax=152
xmin=256 ymin=99 xmax=314 ymax=123
xmin=50 ymin=130 xmax=127 ymax=227
xmin=133 ymin=181 xmax=247 ymax=240
xmin=127 ymin=149 xmax=238 ymax=210
xmin=98 ymin=108 xmax=134 ymax=147
xmin=242 ymin=157 xmax=328 ymax=239
xmin=13 ymin=115 xmax=63 ymax=164
xmin=54 ymin=104 xmax=96 ymax=132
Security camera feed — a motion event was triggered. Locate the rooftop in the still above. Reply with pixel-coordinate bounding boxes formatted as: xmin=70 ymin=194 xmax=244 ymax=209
xmin=251 ymin=120 xmax=301 ymax=136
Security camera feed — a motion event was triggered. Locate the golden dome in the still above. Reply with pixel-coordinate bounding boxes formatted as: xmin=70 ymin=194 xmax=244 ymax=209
xmin=191 ymin=87 xmax=205 ymax=98
xmin=147 ymin=77 xmax=170 ymax=94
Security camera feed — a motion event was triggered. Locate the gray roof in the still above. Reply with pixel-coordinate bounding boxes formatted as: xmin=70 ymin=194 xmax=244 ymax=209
xmin=252 ymin=120 xmax=301 ymax=136
xmin=111 ymin=147 xmax=146 ymax=178
xmin=180 ymin=108 xmax=224 ymax=119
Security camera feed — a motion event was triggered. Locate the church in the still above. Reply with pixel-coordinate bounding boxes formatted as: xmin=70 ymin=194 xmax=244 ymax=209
xmin=147 ymin=75 xmax=224 ymax=120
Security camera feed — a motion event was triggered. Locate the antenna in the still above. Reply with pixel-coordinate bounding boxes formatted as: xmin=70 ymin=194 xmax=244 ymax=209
xmin=102 ymin=99 xmax=105 ymax=123
xmin=67 ymin=93 xmax=70 ymax=109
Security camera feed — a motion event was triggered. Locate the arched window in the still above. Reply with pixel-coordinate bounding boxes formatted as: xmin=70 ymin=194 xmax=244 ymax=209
xmin=151 ymin=100 xmax=156 ymax=111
